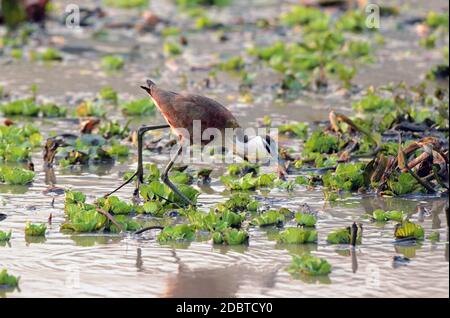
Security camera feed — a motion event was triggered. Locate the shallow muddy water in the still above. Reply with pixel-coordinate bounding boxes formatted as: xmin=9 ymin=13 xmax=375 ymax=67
xmin=0 ymin=0 xmax=449 ymax=297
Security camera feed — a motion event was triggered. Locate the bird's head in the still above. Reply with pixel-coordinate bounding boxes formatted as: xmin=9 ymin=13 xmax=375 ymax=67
xmin=140 ymin=79 xmax=156 ymax=96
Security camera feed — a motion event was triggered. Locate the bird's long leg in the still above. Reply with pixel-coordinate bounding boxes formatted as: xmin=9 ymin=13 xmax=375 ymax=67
xmin=161 ymin=145 xmax=195 ymax=207
xmin=104 ymin=124 xmax=170 ymax=198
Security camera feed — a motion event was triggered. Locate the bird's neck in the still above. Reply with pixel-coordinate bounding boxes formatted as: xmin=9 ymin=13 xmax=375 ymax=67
xmin=233 ymin=135 xmax=270 ymax=162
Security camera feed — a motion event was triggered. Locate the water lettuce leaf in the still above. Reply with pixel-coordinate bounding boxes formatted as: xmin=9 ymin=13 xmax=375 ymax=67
xmin=0 ymin=166 xmax=35 ymax=185
xmin=0 ymin=230 xmax=12 ymax=242
xmin=252 ymin=210 xmax=285 ymax=227
xmin=213 ymin=228 xmax=249 ymax=245
xmin=24 ymin=222 xmax=47 ymax=236
xmin=157 ymin=224 xmax=195 ymax=243
xmin=0 ymin=269 xmax=20 ymax=288
xmin=295 ymin=213 xmax=317 ymax=227
xmin=278 ymin=228 xmax=317 ymax=244
xmin=394 ymin=222 xmax=424 ymax=240
xmin=288 ymin=254 xmax=331 ymax=276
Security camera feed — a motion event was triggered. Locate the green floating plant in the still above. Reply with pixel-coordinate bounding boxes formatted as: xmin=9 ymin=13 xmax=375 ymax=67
xmin=226 ymin=162 xmax=259 ymax=177
xmin=24 ymin=222 xmax=47 ymax=237
xmin=120 ymin=98 xmax=156 ymax=116
xmin=287 ymin=254 xmax=331 ymax=276
xmin=216 ymin=193 xmax=259 ymax=213
xmin=99 ymin=120 xmax=130 ymax=139
xmin=157 ymin=224 xmax=195 ymax=243
xmin=62 ymin=205 xmax=107 ymax=233
xmin=98 ymin=86 xmax=118 ymax=104
xmin=327 ymin=225 xmax=362 ymax=244
xmin=96 ymin=196 xmax=136 ymax=215
xmin=212 ymin=228 xmax=249 ymax=245
xmin=40 ymin=104 xmax=67 ymax=117
xmin=278 ymin=228 xmax=317 ymax=244
xmin=279 ymin=122 xmax=309 ymax=139
xmin=303 ymin=131 xmax=340 ymax=154
xmin=103 ymin=0 xmax=149 ymax=9
xmin=322 ymin=163 xmax=366 ymax=191
xmin=38 ymin=48 xmax=63 ymax=61
xmin=140 ymin=180 xmax=199 ymax=207
xmin=428 ymin=231 xmax=440 ymax=242
xmin=394 ymin=222 xmax=424 ymax=240
xmin=295 ymin=212 xmax=317 ymax=227
xmin=387 ymin=173 xmax=423 ymax=196
xmin=0 ymin=166 xmax=35 ymax=185
xmin=163 ymin=41 xmax=182 ymax=56
xmin=218 ymin=56 xmax=245 ymax=72
xmin=220 ymin=173 xmax=277 ymax=191
xmin=372 ymin=209 xmax=406 ymax=222
xmin=101 ymin=55 xmax=125 ymax=71
xmin=0 ymin=269 xmax=20 ymax=288
xmin=252 ymin=210 xmax=285 ymax=227
xmin=0 ymin=230 xmax=12 ymax=242
xmin=0 ymin=98 xmax=40 ymax=116
xmin=352 ymin=93 xmax=394 ymax=113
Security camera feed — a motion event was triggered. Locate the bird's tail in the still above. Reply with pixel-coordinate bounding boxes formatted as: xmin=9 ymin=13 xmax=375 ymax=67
xmin=140 ymin=79 xmax=156 ymax=96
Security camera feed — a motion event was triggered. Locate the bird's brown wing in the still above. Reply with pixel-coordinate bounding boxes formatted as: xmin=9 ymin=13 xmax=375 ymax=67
xmin=173 ymin=94 xmax=241 ymax=130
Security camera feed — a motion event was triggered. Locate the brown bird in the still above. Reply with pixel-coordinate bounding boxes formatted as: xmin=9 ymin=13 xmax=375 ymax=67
xmin=106 ymin=80 xmax=286 ymax=206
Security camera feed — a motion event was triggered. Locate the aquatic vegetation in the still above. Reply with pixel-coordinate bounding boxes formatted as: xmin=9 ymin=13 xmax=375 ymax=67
xmin=394 ymin=222 xmax=424 ymax=240
xmin=62 ymin=205 xmax=107 ymax=233
xmin=99 ymin=120 xmax=130 ymax=139
xmin=279 ymin=122 xmax=309 ymax=139
xmin=288 ymin=254 xmax=331 ymax=276
xmin=280 ymin=5 xmax=328 ymax=30
xmin=278 ymin=228 xmax=317 ymax=244
xmin=252 ymin=210 xmax=285 ymax=227
xmin=212 ymin=228 xmax=249 ymax=245
xmin=157 ymin=224 xmax=195 ymax=243
xmin=163 ymin=41 xmax=182 ymax=56
xmin=372 ymin=209 xmax=406 ymax=222
xmin=303 ymin=131 xmax=340 ymax=154
xmin=96 ymin=196 xmax=136 ymax=215
xmin=0 ymin=269 xmax=20 ymax=288
xmin=161 ymin=27 xmax=181 ymax=37
xmin=65 ymin=190 xmax=86 ymax=205
xmin=101 ymin=55 xmax=125 ymax=71
xmin=336 ymin=10 xmax=368 ymax=33
xmin=327 ymin=225 xmax=362 ymax=244
xmin=40 ymin=104 xmax=67 ymax=117
xmin=425 ymin=11 xmax=449 ymax=30
xmin=76 ymin=101 xmax=107 ymax=117
xmin=220 ymin=173 xmax=277 ymax=191
xmin=38 ymin=48 xmax=63 ymax=61
xmin=140 ymin=180 xmax=199 ymax=207
xmin=226 ymin=162 xmax=259 ymax=177
xmin=387 ymin=173 xmax=423 ymax=196
xmin=98 ymin=87 xmax=118 ymax=104
xmin=105 ymin=142 xmax=130 ymax=157
xmin=0 ymin=230 xmax=12 ymax=242
xmin=0 ymin=124 xmax=42 ymax=162
xmin=295 ymin=212 xmax=317 ymax=227
xmin=103 ymin=0 xmax=149 ymax=8
xmin=216 ymin=193 xmax=259 ymax=213
xmin=322 ymin=163 xmax=366 ymax=191
xmin=352 ymin=93 xmax=395 ymax=113
xmin=120 ymin=98 xmax=156 ymax=116
xmin=218 ymin=56 xmax=245 ymax=72
xmin=0 ymin=166 xmax=35 ymax=185
xmin=24 ymin=222 xmax=47 ymax=237
xmin=0 ymin=98 xmax=40 ymax=116
xmin=428 ymin=231 xmax=440 ymax=242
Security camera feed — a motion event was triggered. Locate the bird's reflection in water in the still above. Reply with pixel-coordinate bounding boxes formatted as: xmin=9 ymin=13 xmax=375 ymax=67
xmin=144 ymin=249 xmax=281 ymax=298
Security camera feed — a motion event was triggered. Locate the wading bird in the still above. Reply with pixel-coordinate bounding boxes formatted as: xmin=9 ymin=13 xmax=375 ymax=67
xmin=105 ymin=80 xmax=286 ymax=206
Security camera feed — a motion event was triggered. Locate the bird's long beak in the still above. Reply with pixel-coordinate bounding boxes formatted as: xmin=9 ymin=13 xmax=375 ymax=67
xmin=140 ymin=85 xmax=151 ymax=95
